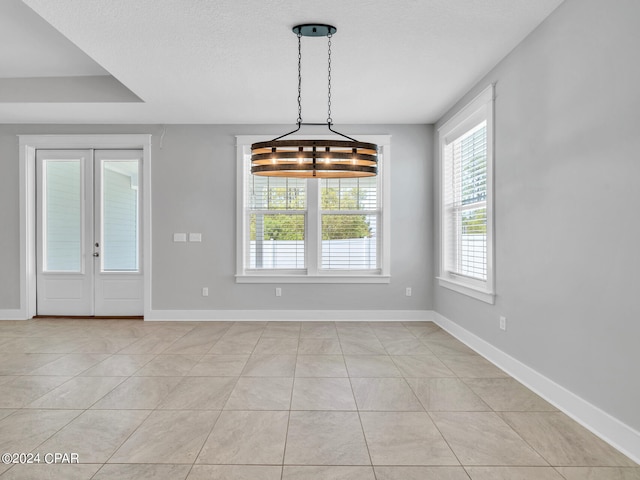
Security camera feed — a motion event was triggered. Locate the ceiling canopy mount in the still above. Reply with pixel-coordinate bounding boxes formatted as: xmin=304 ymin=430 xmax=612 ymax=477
xmin=292 ymin=24 xmax=337 ymax=37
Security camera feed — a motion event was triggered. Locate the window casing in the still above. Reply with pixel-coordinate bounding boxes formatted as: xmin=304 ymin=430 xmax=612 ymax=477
xmin=438 ymin=85 xmax=495 ymax=303
xmin=236 ymin=135 xmax=390 ymax=283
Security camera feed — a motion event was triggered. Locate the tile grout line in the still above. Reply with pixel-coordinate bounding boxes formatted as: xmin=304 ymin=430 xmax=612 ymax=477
xmin=553 ymin=466 xmax=571 ymax=479
xmin=8 ymin=331 xmax=160 ymax=477
xmin=408 ymin=323 xmax=469 ymax=472
xmin=337 ymin=324 xmax=378 ymax=480
xmin=93 ymin=325 xmax=219 ymax=477
xmin=422 ymin=331 xmax=555 ymax=471
xmin=421 ymin=326 xmax=557 ymax=469
xmin=186 ymin=321 xmax=267 ymax=479
xmin=85 ymin=339 xmax=162 ymax=475
xmin=280 ymin=321 xmax=302 ymax=480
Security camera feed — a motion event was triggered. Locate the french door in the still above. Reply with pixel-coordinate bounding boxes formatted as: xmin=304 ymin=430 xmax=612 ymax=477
xmin=36 ymin=149 xmax=143 ymax=316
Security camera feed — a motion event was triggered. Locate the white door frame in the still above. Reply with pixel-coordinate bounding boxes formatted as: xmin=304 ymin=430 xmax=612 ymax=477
xmin=18 ymin=134 xmax=152 ymax=319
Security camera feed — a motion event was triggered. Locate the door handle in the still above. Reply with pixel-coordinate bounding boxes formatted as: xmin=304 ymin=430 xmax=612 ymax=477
xmin=93 ymin=252 xmax=100 ymax=257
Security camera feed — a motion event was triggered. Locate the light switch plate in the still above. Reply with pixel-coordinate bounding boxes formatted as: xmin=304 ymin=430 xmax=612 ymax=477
xmin=173 ymin=233 xmax=187 ymax=242
xmin=189 ymin=233 xmax=202 ymax=242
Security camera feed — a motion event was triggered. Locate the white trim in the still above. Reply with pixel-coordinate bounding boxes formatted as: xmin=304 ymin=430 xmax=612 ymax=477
xmin=235 ymin=275 xmax=390 ymax=284
xmin=380 ymin=143 xmax=391 ymax=276
xmin=437 ymin=276 xmax=495 ymax=304
xmin=17 ymin=134 xmax=152 ymax=320
xmin=18 ymin=142 xmax=36 ymax=320
xmin=0 ymin=310 xmax=25 ymax=321
xmin=147 ymin=309 xmax=433 ymax=321
xmin=438 ymin=84 xmax=495 ymax=302
xmin=235 ymin=134 xmax=391 ymax=283
xmin=307 ymin=172 xmax=320 ymax=276
xmin=438 ymin=85 xmax=495 ymax=134
xmin=432 ymin=311 xmax=640 ymax=464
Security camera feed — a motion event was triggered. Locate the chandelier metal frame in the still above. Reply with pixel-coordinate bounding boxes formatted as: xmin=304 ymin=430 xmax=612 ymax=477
xmin=250 ymin=24 xmax=378 ymax=178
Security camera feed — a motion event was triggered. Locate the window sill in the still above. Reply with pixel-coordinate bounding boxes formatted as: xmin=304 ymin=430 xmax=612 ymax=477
xmin=236 ymin=274 xmax=391 ymax=284
xmin=437 ymin=276 xmax=495 ymax=304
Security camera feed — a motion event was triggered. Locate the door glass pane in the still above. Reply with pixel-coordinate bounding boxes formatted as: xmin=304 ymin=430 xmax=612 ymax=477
xmin=44 ymin=160 xmax=82 ymax=272
xmin=102 ymin=160 xmax=139 ymax=272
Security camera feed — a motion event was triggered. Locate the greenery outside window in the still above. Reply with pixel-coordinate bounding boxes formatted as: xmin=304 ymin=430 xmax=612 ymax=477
xmin=236 ymin=135 xmax=391 ymax=283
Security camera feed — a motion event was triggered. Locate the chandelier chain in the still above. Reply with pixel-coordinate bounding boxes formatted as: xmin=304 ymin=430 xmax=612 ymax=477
xmin=327 ymin=32 xmax=332 ymax=125
xmin=297 ymin=32 xmax=302 ymax=125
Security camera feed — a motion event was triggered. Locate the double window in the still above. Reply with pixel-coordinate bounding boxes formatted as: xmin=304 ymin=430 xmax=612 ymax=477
xmin=236 ymin=135 xmax=390 ymax=283
xmin=438 ymin=86 xmax=495 ymax=303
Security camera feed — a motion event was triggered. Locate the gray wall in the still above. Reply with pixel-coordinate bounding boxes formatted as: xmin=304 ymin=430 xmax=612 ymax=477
xmin=0 ymin=124 xmax=433 ymax=311
xmin=434 ymin=0 xmax=640 ymax=430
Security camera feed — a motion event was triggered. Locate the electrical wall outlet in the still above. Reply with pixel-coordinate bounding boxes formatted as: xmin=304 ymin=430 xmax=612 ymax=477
xmin=405 ymin=287 xmax=412 ymax=297
xmin=499 ymin=316 xmax=507 ymax=331
xmin=275 ymin=288 xmax=282 ymax=297
xmin=202 ymin=287 xmax=209 ymax=297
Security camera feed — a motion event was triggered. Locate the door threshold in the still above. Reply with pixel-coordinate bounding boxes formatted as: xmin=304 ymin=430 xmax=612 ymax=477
xmin=33 ymin=315 xmax=143 ymax=320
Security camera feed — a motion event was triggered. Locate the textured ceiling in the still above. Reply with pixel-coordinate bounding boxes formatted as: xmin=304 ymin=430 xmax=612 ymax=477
xmin=0 ymin=0 xmax=564 ymax=124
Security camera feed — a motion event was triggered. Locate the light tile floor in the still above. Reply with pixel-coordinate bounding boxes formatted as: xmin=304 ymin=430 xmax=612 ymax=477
xmin=0 ymin=319 xmax=637 ymax=480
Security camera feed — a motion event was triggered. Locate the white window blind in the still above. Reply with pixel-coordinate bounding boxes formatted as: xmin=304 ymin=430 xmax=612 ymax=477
xmin=444 ymin=122 xmax=487 ymax=280
xmin=320 ymin=177 xmax=379 ymax=270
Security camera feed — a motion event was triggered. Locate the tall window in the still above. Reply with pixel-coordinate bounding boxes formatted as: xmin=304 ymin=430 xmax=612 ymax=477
xmin=236 ymin=135 xmax=390 ymax=283
xmin=439 ymin=85 xmax=494 ymax=303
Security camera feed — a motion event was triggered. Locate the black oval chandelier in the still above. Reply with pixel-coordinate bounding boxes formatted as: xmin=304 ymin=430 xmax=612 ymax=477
xmin=251 ymin=24 xmax=378 ymax=178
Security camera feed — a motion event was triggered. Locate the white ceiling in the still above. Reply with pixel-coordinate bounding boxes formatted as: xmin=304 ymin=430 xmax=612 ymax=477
xmin=0 ymin=0 xmax=564 ymax=124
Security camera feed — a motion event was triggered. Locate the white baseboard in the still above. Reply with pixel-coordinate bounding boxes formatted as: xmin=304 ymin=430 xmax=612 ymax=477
xmin=432 ymin=311 xmax=640 ymax=464
xmin=146 ymin=309 xmax=434 ymax=322
xmin=0 ymin=309 xmax=27 ymax=320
